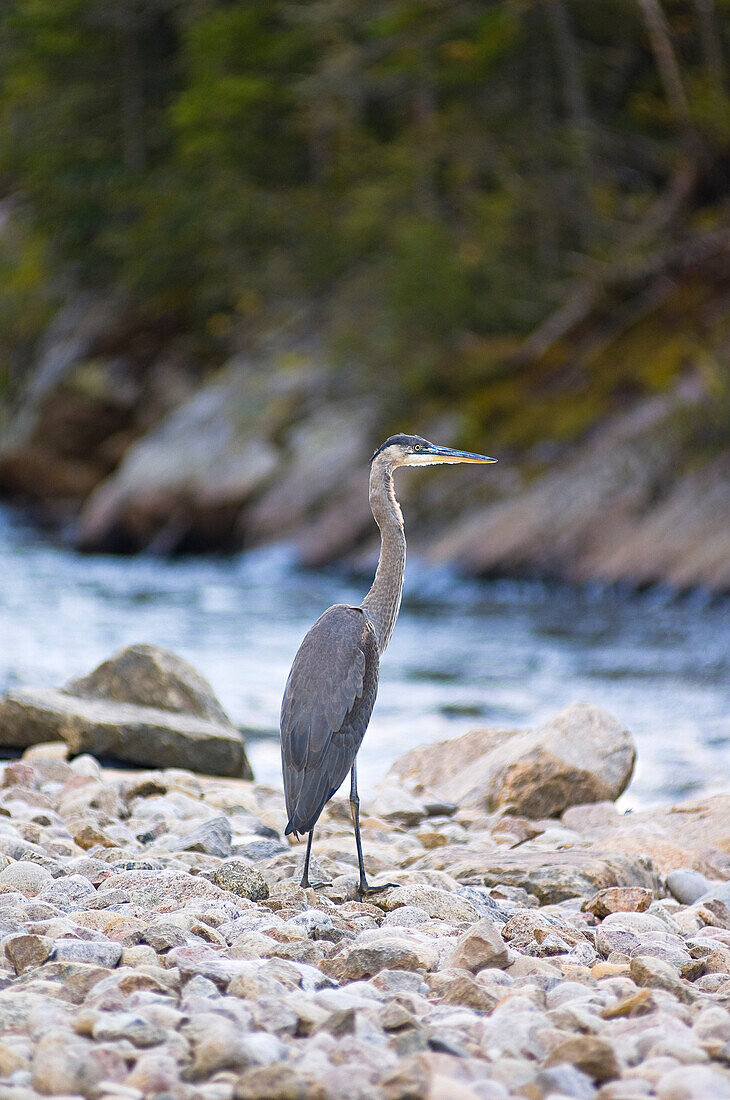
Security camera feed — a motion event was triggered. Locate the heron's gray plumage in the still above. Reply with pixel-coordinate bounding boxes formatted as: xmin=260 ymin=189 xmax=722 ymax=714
xmin=282 ymin=604 xmax=379 ymax=836
xmin=279 ymin=432 xmax=496 ymax=894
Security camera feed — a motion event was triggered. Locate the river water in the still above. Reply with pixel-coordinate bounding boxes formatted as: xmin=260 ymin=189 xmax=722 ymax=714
xmin=1 ymin=504 xmax=728 ymax=809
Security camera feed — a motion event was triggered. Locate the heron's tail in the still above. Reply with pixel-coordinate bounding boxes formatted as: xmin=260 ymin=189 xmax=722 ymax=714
xmin=283 ymin=782 xmax=336 ymax=839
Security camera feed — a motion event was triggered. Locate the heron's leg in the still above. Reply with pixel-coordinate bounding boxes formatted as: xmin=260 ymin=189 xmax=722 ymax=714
xmin=350 ymin=763 xmax=398 ymax=900
xmin=350 ymin=765 xmax=367 ymax=893
xmin=299 ymin=830 xmax=315 ymax=889
xmin=299 ymin=829 xmax=330 ymax=890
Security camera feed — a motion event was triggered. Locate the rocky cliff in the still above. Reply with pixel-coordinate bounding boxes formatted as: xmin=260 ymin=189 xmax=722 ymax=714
xmin=1 ymin=293 xmax=729 ymax=592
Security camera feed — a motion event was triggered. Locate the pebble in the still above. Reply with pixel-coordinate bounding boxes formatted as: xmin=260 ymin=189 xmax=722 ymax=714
xmin=327 ymin=931 xmax=440 ymax=979
xmin=91 ymin=1010 xmax=167 ymax=1047
xmin=379 ymin=883 xmax=480 ymax=922
xmin=0 ymin=753 xmax=727 ymax=1100
xmin=629 ymin=955 xmax=694 ymax=1003
xmin=213 ymin=859 xmax=269 ymax=901
xmin=37 ymin=873 xmax=96 ymax=910
xmin=443 ymin=916 xmax=511 ymax=972
xmin=174 ymin=815 xmax=232 ymax=858
xmin=382 ymin=905 xmax=431 ymax=927
xmin=698 ymin=882 xmax=730 ymax=907
xmin=0 ymin=860 xmax=53 ymax=895
xmin=666 ymin=869 xmax=712 ymax=906
xmin=655 ymin=1064 xmax=730 ymax=1099
xmin=584 ymin=886 xmax=653 ymax=918
xmin=544 ymin=1033 xmax=619 ymax=1081
xmin=51 ymin=938 xmax=123 ymax=967
xmin=30 ymin=1029 xmax=128 ymax=1096
xmin=4 ymin=933 xmax=53 ymax=974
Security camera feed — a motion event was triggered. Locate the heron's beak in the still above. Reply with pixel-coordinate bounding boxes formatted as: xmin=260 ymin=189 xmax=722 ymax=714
xmin=411 ymin=445 xmax=497 ymax=467
xmin=428 ymin=446 xmax=497 ymax=464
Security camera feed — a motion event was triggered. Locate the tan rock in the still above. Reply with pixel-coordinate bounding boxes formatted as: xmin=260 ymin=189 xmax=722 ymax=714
xmin=443 ymin=917 xmax=510 ymax=972
xmin=324 ymin=931 xmax=440 ymax=979
xmin=385 ymin=703 xmax=635 ymax=818
xmin=703 ymin=946 xmax=730 ymax=973
xmin=561 ymin=801 xmax=622 ymax=831
xmin=591 ymin=961 xmax=630 ymax=979
xmin=382 ymin=1052 xmax=493 ymax=1100
xmin=696 ymin=899 xmax=730 ymax=930
xmin=4 ymin=934 xmax=53 ymax=974
xmin=0 ymin=1039 xmax=30 ymax=1076
xmin=491 ymin=815 xmax=544 ymax=846
xmin=235 ymin=1064 xmax=322 ymax=1100
xmin=121 ymin=944 xmax=158 ymax=968
xmin=29 ymin=961 xmax=113 ymax=1003
xmin=501 ymin=909 xmax=590 ymax=953
xmin=126 ymin=1052 xmax=183 ymax=1095
xmin=426 ymin=1077 xmax=482 ymax=1100
xmin=427 ymin=968 xmax=501 ymax=1010
xmin=21 ymin=740 xmax=70 ymax=762
xmin=367 ymin=786 xmax=428 ymax=827
xmin=379 ymin=884 xmax=479 ymax=923
xmin=68 ymin=819 xmax=120 ymax=850
xmin=543 ymin=1034 xmax=619 ymax=1082
xmin=630 ymin=955 xmax=694 ymax=1003
xmin=600 ymin=989 xmax=655 ymax=1018
xmin=506 ymin=954 xmax=562 ymax=979
xmin=583 ymin=886 xmax=654 ymax=918
xmin=567 ymin=793 xmax=730 ymax=878
xmin=31 ymin=1028 xmax=127 ymax=1095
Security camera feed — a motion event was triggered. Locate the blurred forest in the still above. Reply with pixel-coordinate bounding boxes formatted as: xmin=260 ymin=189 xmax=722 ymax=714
xmin=0 ymin=1 xmax=729 ymax=584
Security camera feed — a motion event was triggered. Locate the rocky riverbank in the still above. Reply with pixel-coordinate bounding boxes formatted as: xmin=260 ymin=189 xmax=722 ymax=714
xmin=0 ymin=646 xmax=253 ymax=781
xmin=1 ymin=294 xmax=730 ymax=590
xmin=0 ymin=720 xmax=729 ymax=1098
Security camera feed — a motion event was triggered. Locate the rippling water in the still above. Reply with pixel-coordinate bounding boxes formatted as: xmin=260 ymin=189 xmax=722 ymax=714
xmin=1 ymin=505 xmax=728 ymax=808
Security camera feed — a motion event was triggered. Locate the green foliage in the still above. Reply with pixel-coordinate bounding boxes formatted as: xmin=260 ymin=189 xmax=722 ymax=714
xmin=0 ymin=210 xmax=57 ymax=394
xmin=0 ymin=0 xmax=729 ymax=429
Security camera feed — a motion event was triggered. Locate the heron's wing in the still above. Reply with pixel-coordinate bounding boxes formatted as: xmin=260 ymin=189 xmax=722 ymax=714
xmin=281 ymin=604 xmax=379 ymax=835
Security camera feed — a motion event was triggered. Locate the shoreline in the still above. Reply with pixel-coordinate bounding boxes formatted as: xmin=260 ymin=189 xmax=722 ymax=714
xmin=0 ymin=735 xmax=729 ymax=1099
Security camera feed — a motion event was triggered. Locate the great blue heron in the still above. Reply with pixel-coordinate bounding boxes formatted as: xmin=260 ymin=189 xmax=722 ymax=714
xmin=280 ymin=433 xmax=496 ymax=897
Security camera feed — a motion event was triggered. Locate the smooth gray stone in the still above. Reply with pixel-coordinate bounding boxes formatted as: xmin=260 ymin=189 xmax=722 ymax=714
xmin=667 ymin=868 xmax=712 ymax=905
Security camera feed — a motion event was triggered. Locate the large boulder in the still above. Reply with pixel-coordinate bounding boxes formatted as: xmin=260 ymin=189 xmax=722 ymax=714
xmin=243 ymin=402 xmax=377 ymax=544
xmin=385 ymin=702 xmax=635 ymax=818
xmin=76 ymin=366 xmax=283 ymax=552
xmin=0 ymin=644 xmax=252 ymax=779
xmin=67 ymin=644 xmax=231 ymax=725
xmin=75 ymin=364 xmax=375 ymax=554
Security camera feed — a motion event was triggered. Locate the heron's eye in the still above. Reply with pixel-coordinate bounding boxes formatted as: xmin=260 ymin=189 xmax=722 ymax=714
xmin=413 ymin=444 xmax=422 ymax=451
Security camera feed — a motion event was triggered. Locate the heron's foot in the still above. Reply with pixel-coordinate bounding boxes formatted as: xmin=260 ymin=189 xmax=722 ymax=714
xmin=358 ymin=880 xmax=399 ymax=900
xmin=301 ymin=878 xmax=332 ymax=890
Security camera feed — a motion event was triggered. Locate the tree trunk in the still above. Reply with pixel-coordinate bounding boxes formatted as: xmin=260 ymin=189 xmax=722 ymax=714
xmin=636 ymin=0 xmax=693 ymax=131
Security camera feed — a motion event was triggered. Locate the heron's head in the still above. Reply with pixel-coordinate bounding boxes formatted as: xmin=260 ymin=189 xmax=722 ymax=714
xmin=370 ymin=433 xmax=497 ymax=470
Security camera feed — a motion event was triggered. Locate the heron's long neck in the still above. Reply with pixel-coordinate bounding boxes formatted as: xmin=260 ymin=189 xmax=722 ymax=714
xmin=361 ymin=462 xmax=406 ymax=655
